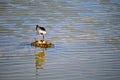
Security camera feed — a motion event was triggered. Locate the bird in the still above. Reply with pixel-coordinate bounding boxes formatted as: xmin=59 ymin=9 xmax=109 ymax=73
xmin=34 ymin=25 xmax=46 ymax=41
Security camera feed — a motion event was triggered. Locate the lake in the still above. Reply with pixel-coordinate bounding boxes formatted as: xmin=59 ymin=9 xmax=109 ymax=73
xmin=0 ymin=0 xmax=120 ymax=80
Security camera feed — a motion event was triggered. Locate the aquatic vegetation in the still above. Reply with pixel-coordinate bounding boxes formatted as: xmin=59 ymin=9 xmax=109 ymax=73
xmin=31 ymin=40 xmax=52 ymax=48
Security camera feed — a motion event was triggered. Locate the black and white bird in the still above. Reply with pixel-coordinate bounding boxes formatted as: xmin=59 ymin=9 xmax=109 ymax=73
xmin=34 ymin=25 xmax=46 ymax=41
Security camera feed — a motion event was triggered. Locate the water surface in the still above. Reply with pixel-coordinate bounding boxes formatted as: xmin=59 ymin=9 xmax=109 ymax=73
xmin=0 ymin=0 xmax=120 ymax=80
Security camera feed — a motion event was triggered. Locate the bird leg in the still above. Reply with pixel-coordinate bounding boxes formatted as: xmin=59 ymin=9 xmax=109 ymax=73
xmin=34 ymin=35 xmax=37 ymax=41
xmin=43 ymin=35 xmax=44 ymax=41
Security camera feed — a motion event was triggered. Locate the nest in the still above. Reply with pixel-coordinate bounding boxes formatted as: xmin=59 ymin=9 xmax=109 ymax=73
xmin=31 ymin=40 xmax=53 ymax=48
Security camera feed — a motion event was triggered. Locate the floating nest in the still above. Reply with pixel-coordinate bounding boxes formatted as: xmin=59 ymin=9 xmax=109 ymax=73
xmin=31 ymin=40 xmax=53 ymax=48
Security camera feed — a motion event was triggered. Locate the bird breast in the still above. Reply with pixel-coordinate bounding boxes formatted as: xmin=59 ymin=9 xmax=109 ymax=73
xmin=38 ymin=30 xmax=46 ymax=35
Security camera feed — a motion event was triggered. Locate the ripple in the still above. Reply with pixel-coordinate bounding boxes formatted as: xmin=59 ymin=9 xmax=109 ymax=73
xmin=0 ymin=0 xmax=120 ymax=80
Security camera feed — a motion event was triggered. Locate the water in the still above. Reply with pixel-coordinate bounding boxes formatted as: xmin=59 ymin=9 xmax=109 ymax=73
xmin=0 ymin=0 xmax=120 ymax=80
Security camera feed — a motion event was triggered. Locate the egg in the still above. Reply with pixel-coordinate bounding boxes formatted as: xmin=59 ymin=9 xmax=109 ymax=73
xmin=43 ymin=41 xmax=46 ymax=44
xmin=38 ymin=41 xmax=42 ymax=44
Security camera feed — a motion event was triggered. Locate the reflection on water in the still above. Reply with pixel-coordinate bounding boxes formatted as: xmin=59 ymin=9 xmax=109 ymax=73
xmin=34 ymin=47 xmax=45 ymax=80
xmin=35 ymin=48 xmax=45 ymax=70
xmin=0 ymin=0 xmax=120 ymax=80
